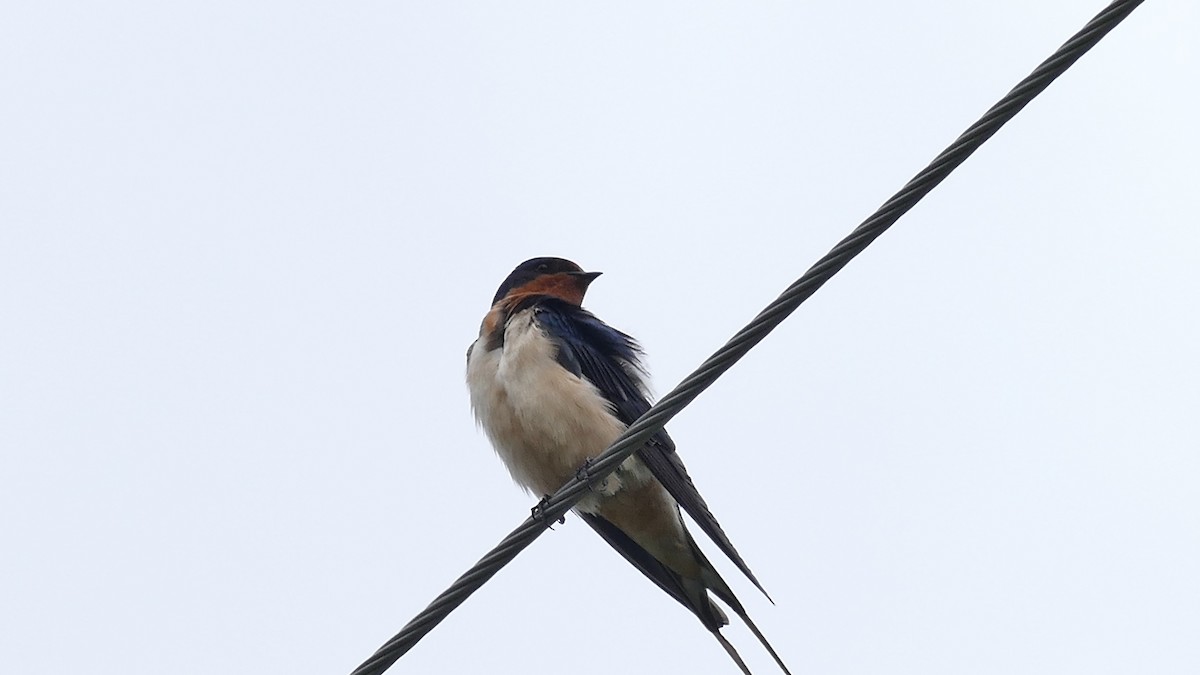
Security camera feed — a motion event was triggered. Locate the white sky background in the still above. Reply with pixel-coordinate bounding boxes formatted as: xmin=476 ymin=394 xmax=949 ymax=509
xmin=2 ymin=1 xmax=1197 ymax=673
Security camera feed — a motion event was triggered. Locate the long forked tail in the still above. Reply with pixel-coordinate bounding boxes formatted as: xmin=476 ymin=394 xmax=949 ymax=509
xmin=637 ymin=439 xmax=775 ymax=602
xmin=702 ymin=555 xmax=793 ymax=675
xmin=712 ymin=630 xmax=754 ymax=675
xmin=578 ymin=511 xmax=791 ymax=673
xmin=733 ymin=608 xmax=792 ymax=675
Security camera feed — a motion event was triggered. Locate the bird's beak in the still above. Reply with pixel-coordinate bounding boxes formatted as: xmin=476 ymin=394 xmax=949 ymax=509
xmin=571 ymin=271 xmax=603 ymax=287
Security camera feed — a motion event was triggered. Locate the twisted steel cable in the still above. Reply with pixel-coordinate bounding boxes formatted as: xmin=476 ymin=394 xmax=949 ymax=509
xmin=351 ymin=1 xmax=1144 ymax=672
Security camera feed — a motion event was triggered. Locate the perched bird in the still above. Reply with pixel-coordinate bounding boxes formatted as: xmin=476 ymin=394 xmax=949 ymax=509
xmin=466 ymin=256 xmax=790 ymax=674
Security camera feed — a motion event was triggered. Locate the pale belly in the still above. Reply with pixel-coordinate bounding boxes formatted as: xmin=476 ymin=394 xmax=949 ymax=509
xmin=466 ymin=310 xmax=656 ymax=510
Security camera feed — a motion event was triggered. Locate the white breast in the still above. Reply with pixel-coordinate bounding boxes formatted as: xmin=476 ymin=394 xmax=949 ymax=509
xmin=466 ymin=308 xmax=652 ymax=507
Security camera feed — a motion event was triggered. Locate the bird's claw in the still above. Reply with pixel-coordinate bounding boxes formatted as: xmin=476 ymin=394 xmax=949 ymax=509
xmin=576 ymin=457 xmax=613 ymax=495
xmin=575 ymin=457 xmax=595 ymax=484
xmin=531 ymin=495 xmax=566 ymax=527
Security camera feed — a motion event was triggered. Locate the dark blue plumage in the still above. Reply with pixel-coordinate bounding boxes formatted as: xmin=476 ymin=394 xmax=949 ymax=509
xmin=530 ymin=299 xmax=645 ymax=404
xmin=519 ymin=297 xmax=771 ymax=603
xmin=471 ymin=256 xmax=790 ymax=674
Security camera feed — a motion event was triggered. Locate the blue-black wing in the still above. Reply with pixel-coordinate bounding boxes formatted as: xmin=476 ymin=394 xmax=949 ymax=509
xmin=530 ymin=299 xmax=770 ymax=598
xmin=577 ymin=511 xmax=728 ymax=630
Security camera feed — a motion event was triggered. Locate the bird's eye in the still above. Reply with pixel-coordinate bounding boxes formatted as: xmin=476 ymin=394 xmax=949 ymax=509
xmin=535 ymin=263 xmax=549 ymax=273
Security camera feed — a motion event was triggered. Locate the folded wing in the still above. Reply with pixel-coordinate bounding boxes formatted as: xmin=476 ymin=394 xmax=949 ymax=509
xmin=531 ymin=299 xmax=770 ymax=599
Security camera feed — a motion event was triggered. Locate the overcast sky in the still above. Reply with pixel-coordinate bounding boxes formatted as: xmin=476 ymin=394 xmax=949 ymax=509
xmin=2 ymin=1 xmax=1197 ymax=674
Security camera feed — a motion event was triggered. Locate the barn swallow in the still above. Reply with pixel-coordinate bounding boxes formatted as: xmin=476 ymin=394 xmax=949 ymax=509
xmin=466 ymin=257 xmax=790 ymax=675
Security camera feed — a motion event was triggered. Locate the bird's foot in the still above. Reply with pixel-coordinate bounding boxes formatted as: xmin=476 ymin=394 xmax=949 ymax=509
xmin=530 ymin=495 xmax=566 ymax=527
xmin=577 ymin=457 xmax=618 ymax=496
xmin=575 ymin=457 xmax=595 ymax=484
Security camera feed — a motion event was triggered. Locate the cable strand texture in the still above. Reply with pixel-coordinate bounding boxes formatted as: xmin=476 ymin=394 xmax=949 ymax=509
xmin=351 ymin=1 xmax=1144 ymax=673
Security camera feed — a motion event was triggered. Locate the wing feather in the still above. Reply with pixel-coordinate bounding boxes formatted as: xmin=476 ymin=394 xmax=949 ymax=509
xmin=531 ymin=299 xmax=770 ymax=598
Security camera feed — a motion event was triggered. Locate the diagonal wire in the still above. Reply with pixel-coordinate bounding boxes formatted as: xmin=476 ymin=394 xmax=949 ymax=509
xmin=351 ymin=1 xmax=1144 ymax=673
